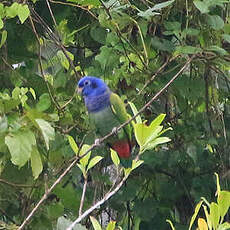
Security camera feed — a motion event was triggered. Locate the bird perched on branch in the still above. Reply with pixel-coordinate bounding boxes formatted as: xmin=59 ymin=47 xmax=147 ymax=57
xmin=77 ymin=76 xmax=132 ymax=165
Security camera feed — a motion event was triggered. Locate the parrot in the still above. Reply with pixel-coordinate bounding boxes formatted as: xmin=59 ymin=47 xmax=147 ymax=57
xmin=77 ymin=76 xmax=132 ymax=163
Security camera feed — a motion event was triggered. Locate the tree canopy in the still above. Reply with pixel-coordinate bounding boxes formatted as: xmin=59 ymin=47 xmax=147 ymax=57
xmin=1 ymin=0 xmax=230 ymax=230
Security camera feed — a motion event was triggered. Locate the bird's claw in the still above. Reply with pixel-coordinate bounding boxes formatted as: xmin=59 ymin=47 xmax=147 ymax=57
xmin=94 ymin=138 xmax=101 ymax=146
xmin=112 ymin=127 xmax=119 ymax=136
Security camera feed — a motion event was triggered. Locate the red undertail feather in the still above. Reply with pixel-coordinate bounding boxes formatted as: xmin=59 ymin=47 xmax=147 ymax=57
xmin=112 ymin=141 xmax=131 ymax=159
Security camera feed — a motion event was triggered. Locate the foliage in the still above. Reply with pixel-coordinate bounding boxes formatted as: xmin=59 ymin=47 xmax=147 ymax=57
xmin=168 ymin=173 xmax=230 ymax=230
xmin=0 ymin=0 xmax=230 ymax=230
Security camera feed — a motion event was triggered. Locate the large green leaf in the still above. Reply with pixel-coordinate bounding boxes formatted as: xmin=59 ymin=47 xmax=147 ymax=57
xmin=35 ymin=119 xmax=55 ymax=150
xmin=31 ymin=146 xmax=43 ymax=179
xmin=210 ymin=202 xmax=220 ymax=229
xmin=217 ymin=191 xmax=230 ymax=221
xmin=5 ymin=130 xmax=36 ymax=167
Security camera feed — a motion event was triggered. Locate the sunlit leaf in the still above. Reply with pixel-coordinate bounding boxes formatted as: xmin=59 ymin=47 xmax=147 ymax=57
xmin=87 ymin=156 xmax=103 ymax=171
xmin=67 ymin=135 xmax=79 ymax=155
xmin=217 ymin=191 xmax=230 ymax=221
xmin=90 ymin=216 xmax=102 ymax=230
xmin=210 ymin=202 xmax=220 ymax=230
xmin=189 ymin=200 xmax=203 ymax=230
xmin=128 ymin=102 xmax=142 ymax=123
xmin=106 ymin=221 xmax=116 ymax=230
xmin=17 ymin=4 xmax=30 ymax=24
xmin=110 ymin=148 xmax=120 ymax=167
xmin=198 ymin=218 xmax=208 ymax=230
xmin=202 ymin=205 xmax=212 ymax=230
xmin=0 ymin=30 xmax=7 ymax=48
xmin=79 ymin=144 xmax=91 ymax=167
xmin=166 ymin=219 xmax=175 ymax=230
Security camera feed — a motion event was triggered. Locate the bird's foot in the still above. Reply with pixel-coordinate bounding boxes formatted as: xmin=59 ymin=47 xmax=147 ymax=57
xmin=94 ymin=138 xmax=101 ymax=146
xmin=112 ymin=127 xmax=119 ymax=136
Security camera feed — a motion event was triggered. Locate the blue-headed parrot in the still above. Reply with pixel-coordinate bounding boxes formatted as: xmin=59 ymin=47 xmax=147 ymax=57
xmin=77 ymin=76 xmax=132 ymax=160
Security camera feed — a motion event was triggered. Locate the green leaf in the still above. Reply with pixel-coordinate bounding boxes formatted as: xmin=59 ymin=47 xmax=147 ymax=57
xmin=222 ymin=34 xmax=230 ymax=43
xmin=193 ymin=1 xmax=209 ymax=13
xmin=0 ymin=30 xmax=7 ymax=48
xmin=175 ymin=45 xmax=202 ymax=54
xmin=151 ymin=114 xmax=166 ymax=128
xmin=152 ymin=0 xmax=175 ymax=11
xmin=87 ymin=156 xmax=103 ymax=172
xmin=95 ymin=46 xmax=120 ymax=71
xmin=0 ymin=115 xmax=8 ymax=133
xmin=143 ymin=137 xmax=171 ymax=152
xmin=132 ymin=159 xmax=144 ymax=170
xmin=67 ymin=135 xmax=79 ymax=155
xmin=5 ymin=2 xmax=19 ymax=18
xmin=207 ymin=46 xmax=228 ymax=56
xmin=106 ymin=221 xmax=116 ymax=230
xmin=166 ymin=219 xmax=176 ymax=230
xmin=203 ymin=205 xmax=212 ymax=230
xmin=79 ymin=144 xmax=91 ymax=167
xmin=47 ymin=203 xmax=64 ymax=219
xmin=77 ymin=163 xmax=87 ymax=177
xmin=217 ymin=191 xmax=230 ymax=221
xmin=57 ymin=50 xmax=73 ymax=70
xmin=128 ymin=102 xmax=142 ymax=123
xmin=198 ymin=218 xmax=208 ymax=230
xmin=0 ymin=18 xmax=3 ymax=30
xmin=5 ymin=130 xmax=36 ymax=167
xmin=36 ymin=93 xmax=51 ymax=112
xmin=206 ymin=15 xmax=224 ymax=30
xmin=35 ymin=119 xmax=55 ymax=150
xmin=31 ymin=146 xmax=43 ymax=179
xmin=210 ymin=202 xmax=220 ymax=230
xmin=29 ymin=88 xmax=36 ymax=100
xmin=110 ymin=148 xmax=120 ymax=167
xmin=138 ymin=0 xmax=174 ymax=19
xmin=0 ymin=3 xmax=4 ymax=18
xmin=90 ymin=216 xmax=102 ymax=230
xmin=188 ymin=200 xmax=203 ymax=230
xmin=215 ymin=172 xmax=221 ymax=197
xmin=17 ymin=4 xmax=30 ymax=24
xmin=217 ymin=222 xmax=230 ymax=230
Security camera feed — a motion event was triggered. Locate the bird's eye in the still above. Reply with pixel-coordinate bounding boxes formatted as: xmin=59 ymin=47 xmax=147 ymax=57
xmin=84 ymin=80 xmax=90 ymax=86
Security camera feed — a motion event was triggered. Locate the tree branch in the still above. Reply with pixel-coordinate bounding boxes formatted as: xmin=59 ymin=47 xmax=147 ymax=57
xmin=17 ymin=54 xmax=195 ymax=230
xmin=67 ymin=175 xmax=128 ymax=230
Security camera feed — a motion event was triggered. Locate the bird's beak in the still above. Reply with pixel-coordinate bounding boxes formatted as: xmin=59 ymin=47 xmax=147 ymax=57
xmin=77 ymin=87 xmax=83 ymax=94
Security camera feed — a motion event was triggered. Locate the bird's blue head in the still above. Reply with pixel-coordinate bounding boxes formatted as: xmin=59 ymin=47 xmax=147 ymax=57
xmin=77 ymin=76 xmax=108 ymax=97
xmin=77 ymin=76 xmax=111 ymax=112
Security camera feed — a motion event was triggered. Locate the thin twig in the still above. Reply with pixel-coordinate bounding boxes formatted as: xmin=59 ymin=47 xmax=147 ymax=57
xmin=67 ymin=175 xmax=128 ymax=230
xmin=49 ymin=0 xmax=98 ymax=20
xmin=17 ymin=54 xmax=195 ymax=230
xmin=46 ymin=0 xmax=57 ymax=27
xmin=29 ymin=16 xmax=61 ymax=111
xmin=133 ymin=55 xmax=177 ymax=99
xmin=30 ymin=8 xmax=82 ymax=80
xmin=0 ymin=179 xmax=39 ymax=188
xmin=18 ymin=156 xmax=80 ymax=230
xmin=79 ymin=176 xmax=88 ymax=216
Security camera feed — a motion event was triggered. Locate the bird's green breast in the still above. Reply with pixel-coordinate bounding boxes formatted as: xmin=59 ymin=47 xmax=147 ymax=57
xmin=89 ymin=106 xmax=123 ymax=138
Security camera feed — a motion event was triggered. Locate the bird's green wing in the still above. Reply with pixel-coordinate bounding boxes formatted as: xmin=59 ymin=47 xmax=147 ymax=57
xmin=110 ymin=93 xmax=132 ymax=141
